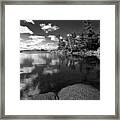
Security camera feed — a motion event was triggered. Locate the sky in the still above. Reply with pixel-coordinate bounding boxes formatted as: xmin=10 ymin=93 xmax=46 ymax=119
xmin=20 ymin=20 xmax=100 ymax=51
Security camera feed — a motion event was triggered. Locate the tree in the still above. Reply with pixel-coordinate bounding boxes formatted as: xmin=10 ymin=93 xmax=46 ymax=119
xmin=82 ymin=21 xmax=100 ymax=51
xmin=57 ymin=35 xmax=66 ymax=50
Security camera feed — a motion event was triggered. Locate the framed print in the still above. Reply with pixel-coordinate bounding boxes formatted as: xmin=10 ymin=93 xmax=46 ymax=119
xmin=0 ymin=0 xmax=119 ymax=119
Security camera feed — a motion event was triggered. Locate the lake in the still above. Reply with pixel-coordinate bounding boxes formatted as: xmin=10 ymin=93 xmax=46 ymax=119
xmin=20 ymin=51 xmax=100 ymax=100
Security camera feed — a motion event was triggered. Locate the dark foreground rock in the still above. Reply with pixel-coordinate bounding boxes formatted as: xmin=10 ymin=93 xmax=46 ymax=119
xmin=58 ymin=84 xmax=100 ymax=100
xmin=32 ymin=92 xmax=56 ymax=100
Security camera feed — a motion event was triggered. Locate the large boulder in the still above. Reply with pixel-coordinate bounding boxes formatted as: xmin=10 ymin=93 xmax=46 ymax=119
xmin=58 ymin=84 xmax=100 ymax=100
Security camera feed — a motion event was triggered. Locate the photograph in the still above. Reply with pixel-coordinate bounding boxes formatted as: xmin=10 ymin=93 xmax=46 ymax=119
xmin=1 ymin=1 xmax=118 ymax=118
xmin=20 ymin=20 xmax=100 ymax=100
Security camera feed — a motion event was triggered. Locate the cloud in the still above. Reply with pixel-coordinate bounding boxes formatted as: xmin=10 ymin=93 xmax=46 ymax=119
xmin=25 ymin=20 xmax=34 ymax=24
xmin=29 ymin=35 xmax=45 ymax=40
xmin=20 ymin=40 xmax=58 ymax=51
xmin=20 ymin=35 xmax=45 ymax=50
xmin=20 ymin=26 xmax=33 ymax=34
xmin=40 ymin=23 xmax=59 ymax=33
xmin=20 ymin=41 xmax=58 ymax=51
xmin=41 ymin=43 xmax=58 ymax=50
xmin=20 ymin=34 xmax=59 ymax=51
xmin=47 ymin=35 xmax=59 ymax=41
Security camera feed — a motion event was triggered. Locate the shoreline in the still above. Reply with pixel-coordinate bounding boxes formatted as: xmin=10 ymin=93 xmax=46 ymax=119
xmin=20 ymin=48 xmax=100 ymax=59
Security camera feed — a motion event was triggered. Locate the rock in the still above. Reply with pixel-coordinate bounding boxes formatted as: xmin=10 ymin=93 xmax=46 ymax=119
xmin=58 ymin=84 xmax=100 ymax=100
xmin=32 ymin=92 xmax=56 ymax=100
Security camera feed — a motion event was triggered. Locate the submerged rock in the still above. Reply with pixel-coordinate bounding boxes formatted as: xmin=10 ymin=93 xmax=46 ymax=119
xmin=58 ymin=84 xmax=100 ymax=100
xmin=32 ymin=92 xmax=56 ymax=100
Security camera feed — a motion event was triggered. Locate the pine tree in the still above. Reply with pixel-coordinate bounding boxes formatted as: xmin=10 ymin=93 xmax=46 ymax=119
xmin=82 ymin=20 xmax=100 ymax=51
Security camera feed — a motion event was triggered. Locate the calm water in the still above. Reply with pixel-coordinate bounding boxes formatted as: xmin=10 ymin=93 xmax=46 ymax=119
xmin=20 ymin=52 xmax=100 ymax=100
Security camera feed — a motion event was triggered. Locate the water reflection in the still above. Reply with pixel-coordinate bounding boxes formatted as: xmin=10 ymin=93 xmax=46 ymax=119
xmin=20 ymin=52 xmax=100 ymax=100
xmin=43 ymin=67 xmax=59 ymax=75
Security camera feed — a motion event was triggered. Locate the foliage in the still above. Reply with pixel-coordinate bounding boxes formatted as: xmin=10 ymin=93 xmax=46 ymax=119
xmin=57 ymin=21 xmax=100 ymax=55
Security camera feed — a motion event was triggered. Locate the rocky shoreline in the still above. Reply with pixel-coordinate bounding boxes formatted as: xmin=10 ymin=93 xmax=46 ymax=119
xmin=21 ymin=83 xmax=100 ymax=100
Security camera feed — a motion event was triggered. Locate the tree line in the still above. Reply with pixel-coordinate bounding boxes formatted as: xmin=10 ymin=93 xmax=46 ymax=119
xmin=57 ymin=21 xmax=100 ymax=55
